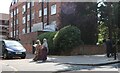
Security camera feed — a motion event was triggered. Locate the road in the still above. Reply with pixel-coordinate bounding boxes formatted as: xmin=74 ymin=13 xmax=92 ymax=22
xmin=0 ymin=53 xmax=120 ymax=73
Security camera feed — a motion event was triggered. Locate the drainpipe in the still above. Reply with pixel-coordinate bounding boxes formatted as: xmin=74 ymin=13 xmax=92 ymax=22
xmin=47 ymin=1 xmax=49 ymax=25
xmin=41 ymin=0 xmax=44 ymax=30
xmin=30 ymin=2 xmax=32 ymax=32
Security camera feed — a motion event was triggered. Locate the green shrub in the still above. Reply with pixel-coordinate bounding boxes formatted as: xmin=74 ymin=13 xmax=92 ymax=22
xmin=53 ymin=25 xmax=82 ymax=55
xmin=37 ymin=32 xmax=57 ymax=55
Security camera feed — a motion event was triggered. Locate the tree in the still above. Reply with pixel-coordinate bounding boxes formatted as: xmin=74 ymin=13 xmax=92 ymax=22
xmin=59 ymin=2 xmax=98 ymax=45
xmin=98 ymin=2 xmax=119 ymax=41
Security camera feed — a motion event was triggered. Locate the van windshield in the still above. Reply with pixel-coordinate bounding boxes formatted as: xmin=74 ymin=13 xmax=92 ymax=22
xmin=4 ymin=40 xmax=23 ymax=47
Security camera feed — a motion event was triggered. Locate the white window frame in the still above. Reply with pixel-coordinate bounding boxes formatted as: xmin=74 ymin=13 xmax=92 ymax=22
xmin=16 ymin=19 xmax=18 ymax=24
xmin=32 ymin=12 xmax=34 ymax=19
xmin=27 ymin=14 xmax=30 ymax=21
xmin=22 ymin=5 xmax=26 ymax=14
xmin=17 ymin=8 xmax=19 ymax=14
xmin=14 ymin=10 xmax=16 ymax=15
xmin=10 ymin=32 xmax=13 ymax=37
xmin=31 ymin=27 xmax=33 ymax=32
xmin=11 ymin=22 xmax=12 ymax=27
xmin=51 ymin=4 xmax=56 ymax=15
xmin=27 ymin=28 xmax=30 ymax=33
xmin=22 ymin=28 xmax=25 ymax=34
xmin=22 ymin=16 xmax=25 ymax=24
xmin=14 ymin=20 xmax=15 ymax=25
xmin=44 ymin=8 xmax=47 ymax=15
xmin=16 ymin=30 xmax=18 ymax=35
xmin=27 ymin=2 xmax=30 ymax=8
xmin=39 ymin=0 xmax=42 ymax=2
xmin=11 ymin=11 xmax=13 ymax=18
xmin=39 ymin=10 xmax=42 ymax=17
xmin=14 ymin=31 xmax=15 ymax=37
xmin=32 ymin=1 xmax=34 ymax=6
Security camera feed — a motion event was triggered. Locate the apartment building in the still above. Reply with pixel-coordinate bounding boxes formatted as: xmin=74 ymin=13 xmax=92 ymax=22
xmin=0 ymin=13 xmax=9 ymax=40
xmin=9 ymin=0 xmax=63 ymax=53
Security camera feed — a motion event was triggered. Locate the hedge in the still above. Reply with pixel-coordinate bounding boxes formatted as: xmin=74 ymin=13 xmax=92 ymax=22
xmin=37 ymin=32 xmax=57 ymax=54
xmin=38 ymin=25 xmax=82 ymax=55
xmin=53 ymin=25 xmax=82 ymax=55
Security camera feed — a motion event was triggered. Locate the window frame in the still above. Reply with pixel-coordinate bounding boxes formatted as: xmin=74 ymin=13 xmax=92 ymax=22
xmin=51 ymin=4 xmax=57 ymax=15
xmin=44 ymin=8 xmax=47 ymax=16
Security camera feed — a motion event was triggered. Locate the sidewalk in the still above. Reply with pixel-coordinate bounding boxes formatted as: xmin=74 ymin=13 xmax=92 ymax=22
xmin=27 ymin=53 xmax=120 ymax=66
xmin=48 ymin=54 xmax=120 ymax=66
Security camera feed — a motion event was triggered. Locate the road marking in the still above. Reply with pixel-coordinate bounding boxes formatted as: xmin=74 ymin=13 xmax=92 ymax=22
xmin=2 ymin=63 xmax=18 ymax=72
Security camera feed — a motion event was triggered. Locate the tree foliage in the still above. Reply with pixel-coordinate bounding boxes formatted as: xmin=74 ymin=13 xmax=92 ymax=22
xmin=53 ymin=25 xmax=82 ymax=55
xmin=59 ymin=2 xmax=98 ymax=45
xmin=98 ymin=2 xmax=120 ymax=44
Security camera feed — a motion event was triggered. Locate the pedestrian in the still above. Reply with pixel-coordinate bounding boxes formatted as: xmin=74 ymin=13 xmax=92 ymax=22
xmin=41 ymin=38 xmax=48 ymax=62
xmin=33 ymin=40 xmax=42 ymax=61
xmin=105 ymin=38 xmax=113 ymax=58
xmin=42 ymin=38 xmax=49 ymax=53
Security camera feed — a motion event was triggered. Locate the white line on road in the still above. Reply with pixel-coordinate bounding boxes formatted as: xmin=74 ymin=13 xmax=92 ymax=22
xmin=2 ymin=63 xmax=18 ymax=72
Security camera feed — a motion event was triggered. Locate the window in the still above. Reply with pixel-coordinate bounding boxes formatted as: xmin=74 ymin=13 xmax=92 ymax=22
xmin=14 ymin=20 xmax=16 ymax=25
xmin=22 ymin=16 xmax=25 ymax=24
xmin=27 ymin=28 xmax=30 ymax=33
xmin=44 ymin=0 xmax=48 ymax=2
xmin=14 ymin=10 xmax=16 ymax=15
xmin=16 ymin=30 xmax=18 ymax=35
xmin=17 ymin=8 xmax=19 ymax=14
xmin=10 ymin=32 xmax=12 ymax=37
xmin=44 ymin=8 xmax=47 ymax=15
xmin=11 ymin=22 xmax=12 ymax=27
xmin=32 ymin=12 xmax=34 ymax=19
xmin=31 ymin=27 xmax=33 ymax=32
xmin=22 ymin=5 xmax=26 ymax=14
xmin=27 ymin=14 xmax=30 ymax=21
xmin=27 ymin=2 xmax=30 ymax=8
xmin=11 ymin=11 xmax=13 ymax=18
xmin=16 ymin=19 xmax=18 ymax=24
xmin=39 ymin=10 xmax=42 ymax=17
xmin=51 ymin=4 xmax=56 ymax=15
xmin=14 ymin=31 xmax=15 ymax=37
xmin=32 ymin=1 xmax=34 ymax=6
xmin=39 ymin=0 xmax=42 ymax=2
xmin=22 ymin=28 xmax=25 ymax=34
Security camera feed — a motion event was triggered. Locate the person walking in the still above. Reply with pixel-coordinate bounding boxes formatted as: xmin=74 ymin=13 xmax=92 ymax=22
xmin=41 ymin=38 xmax=48 ymax=62
xmin=105 ymin=38 xmax=113 ymax=58
xmin=33 ymin=40 xmax=42 ymax=61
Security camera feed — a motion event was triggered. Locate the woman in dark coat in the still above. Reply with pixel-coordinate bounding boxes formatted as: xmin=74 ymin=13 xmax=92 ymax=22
xmin=33 ymin=40 xmax=42 ymax=61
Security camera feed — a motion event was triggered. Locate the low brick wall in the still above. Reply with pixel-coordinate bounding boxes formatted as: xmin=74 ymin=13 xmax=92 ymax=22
xmin=20 ymin=31 xmax=46 ymax=53
xmin=70 ymin=45 xmax=106 ymax=55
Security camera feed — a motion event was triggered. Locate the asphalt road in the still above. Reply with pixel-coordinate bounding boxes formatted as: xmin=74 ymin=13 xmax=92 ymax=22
xmin=1 ymin=58 xmax=119 ymax=73
xmin=1 ymin=53 xmax=120 ymax=73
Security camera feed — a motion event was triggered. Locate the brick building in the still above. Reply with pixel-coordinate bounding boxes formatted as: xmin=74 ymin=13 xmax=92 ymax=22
xmin=9 ymin=1 xmax=98 ymax=53
xmin=9 ymin=0 xmax=64 ymax=53
xmin=0 ymin=13 xmax=9 ymax=40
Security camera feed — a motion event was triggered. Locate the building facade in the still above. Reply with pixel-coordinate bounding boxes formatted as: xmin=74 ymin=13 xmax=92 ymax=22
xmin=9 ymin=1 xmax=98 ymax=53
xmin=9 ymin=0 xmax=63 ymax=53
xmin=0 ymin=13 xmax=9 ymax=40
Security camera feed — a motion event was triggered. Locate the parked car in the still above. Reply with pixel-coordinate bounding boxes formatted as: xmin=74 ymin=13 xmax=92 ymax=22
xmin=1 ymin=40 xmax=26 ymax=59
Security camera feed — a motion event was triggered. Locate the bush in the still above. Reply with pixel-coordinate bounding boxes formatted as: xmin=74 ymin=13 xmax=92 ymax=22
xmin=53 ymin=25 xmax=82 ymax=55
xmin=37 ymin=32 xmax=57 ymax=55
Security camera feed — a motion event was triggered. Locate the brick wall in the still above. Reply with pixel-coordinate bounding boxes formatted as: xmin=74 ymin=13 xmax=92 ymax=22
xmin=20 ymin=31 xmax=45 ymax=53
xmin=61 ymin=45 xmax=106 ymax=55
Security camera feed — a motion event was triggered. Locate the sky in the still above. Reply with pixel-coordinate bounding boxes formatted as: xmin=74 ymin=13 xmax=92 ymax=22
xmin=0 ymin=0 xmax=12 ymax=14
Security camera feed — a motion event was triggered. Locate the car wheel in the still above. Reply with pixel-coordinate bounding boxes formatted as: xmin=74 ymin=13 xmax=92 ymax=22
xmin=3 ymin=52 xmax=8 ymax=59
xmin=21 ymin=56 xmax=26 ymax=59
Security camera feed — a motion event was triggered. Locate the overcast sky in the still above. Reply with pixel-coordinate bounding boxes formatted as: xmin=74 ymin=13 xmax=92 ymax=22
xmin=0 ymin=0 xmax=12 ymax=14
